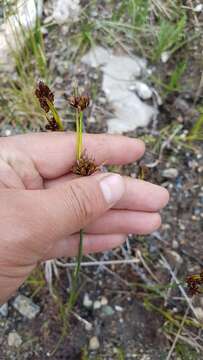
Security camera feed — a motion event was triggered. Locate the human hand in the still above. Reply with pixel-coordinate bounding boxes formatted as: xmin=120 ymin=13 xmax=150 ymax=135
xmin=0 ymin=132 xmax=169 ymax=303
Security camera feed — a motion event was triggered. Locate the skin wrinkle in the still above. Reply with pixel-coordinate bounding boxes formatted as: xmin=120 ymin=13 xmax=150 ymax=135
xmin=0 ymin=157 xmax=25 ymax=189
xmin=0 ymin=145 xmax=43 ymax=189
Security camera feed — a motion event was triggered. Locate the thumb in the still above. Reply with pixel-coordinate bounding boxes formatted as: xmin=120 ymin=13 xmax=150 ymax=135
xmin=42 ymin=173 xmax=125 ymax=238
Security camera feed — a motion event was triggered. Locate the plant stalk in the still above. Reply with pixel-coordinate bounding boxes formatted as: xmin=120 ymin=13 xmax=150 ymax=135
xmin=46 ymin=98 xmax=64 ymax=131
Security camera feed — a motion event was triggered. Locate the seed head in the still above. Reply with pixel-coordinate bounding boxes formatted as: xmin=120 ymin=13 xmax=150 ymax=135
xmin=67 ymin=94 xmax=90 ymax=111
xmin=35 ymin=81 xmax=54 ymax=113
xmin=72 ymin=150 xmax=99 ymax=176
xmin=186 ymin=271 xmax=203 ymax=296
xmin=45 ymin=117 xmax=60 ymax=131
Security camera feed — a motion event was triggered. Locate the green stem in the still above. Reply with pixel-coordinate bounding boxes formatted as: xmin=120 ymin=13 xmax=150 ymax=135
xmin=64 ymin=108 xmax=84 ymax=317
xmin=46 ymin=98 xmax=64 ymax=131
xmin=78 ymin=111 xmax=83 ymax=159
xmin=76 ymin=110 xmax=80 ymax=160
xmin=74 ymin=229 xmax=84 ymax=281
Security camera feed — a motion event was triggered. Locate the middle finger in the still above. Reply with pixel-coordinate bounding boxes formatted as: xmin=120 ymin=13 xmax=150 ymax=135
xmin=45 ymin=175 xmax=169 ymax=212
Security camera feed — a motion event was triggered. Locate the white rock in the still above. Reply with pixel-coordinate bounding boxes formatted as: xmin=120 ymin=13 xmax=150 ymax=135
xmin=82 ymin=46 xmax=112 ymax=67
xmin=89 ymin=336 xmax=100 ymax=350
xmin=93 ymin=300 xmax=102 ymax=310
xmin=0 ymin=0 xmax=43 ymax=71
xmin=13 ymin=294 xmax=40 ymax=319
xmin=166 ymin=250 xmax=183 ymax=266
xmin=194 ymin=4 xmax=203 ymax=12
xmin=162 ymin=168 xmax=178 ymax=179
xmin=53 ymin=0 xmax=80 ymax=24
xmin=115 ymin=305 xmax=123 ymax=312
xmin=4 ymin=129 xmax=12 ymax=136
xmin=8 ymin=331 xmax=22 ymax=347
xmin=172 ymin=240 xmax=179 ymax=249
xmin=101 ymin=305 xmax=115 ymax=317
xmin=161 ymin=51 xmax=170 ymax=63
xmin=103 ymin=54 xmax=145 ymax=81
xmin=83 ymin=293 xmax=93 ymax=309
xmin=0 ymin=303 xmax=8 ymax=317
xmin=85 ymin=322 xmax=93 ymax=332
xmin=194 ymin=307 xmax=203 ymax=322
xmin=100 ymin=296 xmax=108 ymax=306
xmin=82 ymin=47 xmax=157 ymax=133
xmin=88 ymin=116 xmax=96 ymax=124
xmin=134 ymin=81 xmax=153 ymax=100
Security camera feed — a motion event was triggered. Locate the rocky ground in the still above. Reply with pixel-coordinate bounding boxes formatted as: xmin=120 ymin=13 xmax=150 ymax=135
xmin=0 ymin=1 xmax=203 ymax=359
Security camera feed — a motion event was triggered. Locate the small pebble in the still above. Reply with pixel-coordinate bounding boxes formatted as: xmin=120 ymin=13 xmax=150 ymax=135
xmin=166 ymin=250 xmax=183 ymax=266
xmin=172 ymin=240 xmax=179 ymax=249
xmin=93 ymin=300 xmax=102 ymax=310
xmin=89 ymin=336 xmax=100 ymax=350
xmin=85 ymin=322 xmax=93 ymax=332
xmin=88 ymin=116 xmax=96 ymax=124
xmin=162 ymin=168 xmax=178 ymax=179
xmin=98 ymin=97 xmax=106 ymax=105
xmin=0 ymin=303 xmax=8 ymax=317
xmin=100 ymin=296 xmax=108 ymax=306
xmin=4 ymin=129 xmax=12 ymax=136
xmin=101 ymin=305 xmax=115 ymax=317
xmin=13 ymin=294 xmax=40 ymax=319
xmin=194 ymin=4 xmax=203 ymax=12
xmin=83 ymin=293 xmax=93 ymax=309
xmin=134 ymin=81 xmax=153 ymax=100
xmin=194 ymin=307 xmax=203 ymax=322
xmin=115 ymin=305 xmax=123 ymax=312
xmin=8 ymin=331 xmax=22 ymax=347
xmin=161 ymin=51 xmax=170 ymax=63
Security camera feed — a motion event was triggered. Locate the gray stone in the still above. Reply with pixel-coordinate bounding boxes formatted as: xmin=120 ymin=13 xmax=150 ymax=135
xmin=0 ymin=303 xmax=8 ymax=317
xmin=82 ymin=46 xmax=112 ymax=67
xmin=115 ymin=305 xmax=123 ymax=312
xmin=100 ymin=296 xmax=108 ymax=306
xmin=83 ymin=293 xmax=93 ymax=309
xmin=194 ymin=307 xmax=203 ymax=321
xmin=174 ymin=98 xmax=189 ymax=112
xmin=93 ymin=300 xmax=102 ymax=310
xmin=89 ymin=336 xmax=100 ymax=350
xmin=53 ymin=0 xmax=80 ymax=24
xmin=82 ymin=47 xmax=157 ymax=133
xmin=13 ymin=294 xmax=40 ymax=319
xmin=134 ymin=81 xmax=153 ymax=100
xmin=194 ymin=4 xmax=203 ymax=12
xmin=101 ymin=305 xmax=115 ymax=317
xmin=88 ymin=116 xmax=96 ymax=124
xmin=161 ymin=51 xmax=170 ymax=63
xmin=166 ymin=250 xmax=183 ymax=266
xmin=8 ymin=331 xmax=22 ymax=347
xmin=162 ymin=168 xmax=178 ymax=179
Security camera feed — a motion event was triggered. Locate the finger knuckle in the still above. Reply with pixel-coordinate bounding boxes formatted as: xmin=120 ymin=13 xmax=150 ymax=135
xmin=68 ymin=183 xmax=94 ymax=224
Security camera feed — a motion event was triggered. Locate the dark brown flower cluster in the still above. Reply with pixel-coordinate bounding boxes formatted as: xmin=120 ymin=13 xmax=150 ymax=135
xmin=35 ymin=81 xmax=61 ymax=131
xmin=67 ymin=94 xmax=90 ymax=111
xmin=35 ymin=81 xmax=54 ymax=113
xmin=72 ymin=150 xmax=99 ymax=176
xmin=186 ymin=271 xmax=203 ymax=296
xmin=45 ymin=117 xmax=59 ymax=131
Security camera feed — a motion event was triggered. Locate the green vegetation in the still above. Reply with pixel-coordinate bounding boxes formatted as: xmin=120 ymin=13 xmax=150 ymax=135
xmin=0 ymin=0 xmax=47 ymax=127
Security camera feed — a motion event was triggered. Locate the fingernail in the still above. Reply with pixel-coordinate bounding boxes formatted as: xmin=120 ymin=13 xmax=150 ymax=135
xmin=100 ymin=174 xmax=125 ymax=204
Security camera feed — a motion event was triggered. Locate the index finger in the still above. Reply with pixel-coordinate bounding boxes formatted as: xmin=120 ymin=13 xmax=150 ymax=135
xmin=2 ymin=132 xmax=145 ymax=179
